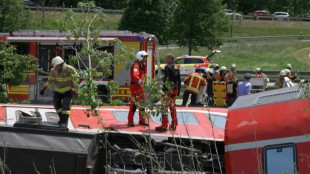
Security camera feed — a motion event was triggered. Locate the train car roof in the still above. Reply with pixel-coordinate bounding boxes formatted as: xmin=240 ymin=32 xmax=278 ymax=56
xmin=0 ymin=104 xmax=228 ymax=142
xmin=230 ymin=86 xmax=301 ymax=110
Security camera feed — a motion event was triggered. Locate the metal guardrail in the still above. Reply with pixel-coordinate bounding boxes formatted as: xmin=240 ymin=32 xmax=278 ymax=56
xmin=27 ymin=6 xmax=124 ymax=14
xmin=235 ymin=15 xmax=310 ymax=21
xmin=223 ymin=35 xmax=309 ymax=41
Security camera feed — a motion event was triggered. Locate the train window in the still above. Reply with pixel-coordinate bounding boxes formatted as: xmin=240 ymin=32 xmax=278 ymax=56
xmin=263 ymin=144 xmax=297 ymax=174
xmin=151 ymin=111 xmax=199 ymax=125
xmin=206 ymin=114 xmax=227 ymax=129
xmin=113 ymin=111 xmax=199 ymax=125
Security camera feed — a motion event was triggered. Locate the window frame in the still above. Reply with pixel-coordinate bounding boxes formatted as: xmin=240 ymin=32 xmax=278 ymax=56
xmin=263 ymin=143 xmax=298 ymax=174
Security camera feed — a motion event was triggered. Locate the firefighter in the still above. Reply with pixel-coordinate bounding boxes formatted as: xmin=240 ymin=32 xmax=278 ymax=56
xmin=230 ymin=63 xmax=238 ymax=82
xmin=182 ymin=67 xmax=206 ymax=106
xmin=285 ymin=64 xmax=299 ymax=81
xmin=40 ymin=56 xmax=78 ymax=127
xmin=219 ymin=66 xmax=228 ymax=82
xmin=155 ymin=54 xmax=181 ymax=132
xmin=274 ymin=70 xmax=294 ymax=88
xmin=255 ymin=68 xmax=269 ymax=89
xmin=127 ymin=51 xmax=149 ymax=127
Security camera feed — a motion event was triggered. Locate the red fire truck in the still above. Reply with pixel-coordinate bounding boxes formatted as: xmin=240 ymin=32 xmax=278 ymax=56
xmin=0 ymin=30 xmax=158 ymax=102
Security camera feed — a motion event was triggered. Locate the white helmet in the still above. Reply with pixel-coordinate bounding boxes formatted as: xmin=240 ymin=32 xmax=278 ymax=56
xmin=255 ymin=68 xmax=262 ymax=73
xmin=279 ymin=70 xmax=286 ymax=76
xmin=136 ymin=51 xmax=148 ymax=61
xmin=231 ymin=63 xmax=236 ymax=68
xmin=219 ymin=66 xmax=227 ymax=71
xmin=51 ymin=56 xmax=64 ymax=67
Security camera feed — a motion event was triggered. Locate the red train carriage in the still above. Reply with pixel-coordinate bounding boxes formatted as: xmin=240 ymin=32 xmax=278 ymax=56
xmin=225 ymin=86 xmax=310 ymax=174
xmin=0 ymin=104 xmax=228 ymax=173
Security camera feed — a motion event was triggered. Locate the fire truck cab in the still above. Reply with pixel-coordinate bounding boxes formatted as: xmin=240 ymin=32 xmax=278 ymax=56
xmin=0 ymin=30 xmax=158 ymax=102
xmin=225 ymin=86 xmax=310 ymax=174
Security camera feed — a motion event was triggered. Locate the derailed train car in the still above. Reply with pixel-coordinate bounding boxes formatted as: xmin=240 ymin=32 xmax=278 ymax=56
xmin=0 ymin=105 xmax=228 ymax=173
xmin=225 ymin=85 xmax=310 ymax=174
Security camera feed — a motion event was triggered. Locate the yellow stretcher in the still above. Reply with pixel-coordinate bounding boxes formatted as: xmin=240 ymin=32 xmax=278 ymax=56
xmin=213 ymin=81 xmax=227 ymax=107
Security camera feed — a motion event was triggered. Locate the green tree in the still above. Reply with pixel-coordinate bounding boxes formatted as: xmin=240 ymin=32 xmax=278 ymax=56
xmin=0 ymin=41 xmax=40 ymax=102
xmin=60 ymin=2 xmax=135 ymax=116
xmin=0 ymin=0 xmax=32 ymax=32
xmin=173 ymin=0 xmax=229 ymax=55
xmin=118 ymin=0 xmax=177 ymax=45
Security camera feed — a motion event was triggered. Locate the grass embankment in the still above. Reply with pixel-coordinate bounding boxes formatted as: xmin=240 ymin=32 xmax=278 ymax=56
xmin=29 ymin=11 xmax=310 ymax=71
xmin=226 ymin=19 xmax=310 ymax=37
xmin=159 ymin=41 xmax=310 ymax=71
xmin=30 ymin=11 xmax=121 ymax=30
xmin=31 ymin=11 xmax=310 ymax=37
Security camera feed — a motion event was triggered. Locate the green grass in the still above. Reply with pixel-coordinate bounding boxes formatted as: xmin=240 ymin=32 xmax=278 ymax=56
xmin=30 ymin=11 xmax=121 ymax=30
xmin=159 ymin=41 xmax=310 ymax=71
xmin=225 ymin=19 xmax=310 ymax=38
xmin=30 ymin=11 xmax=310 ymax=38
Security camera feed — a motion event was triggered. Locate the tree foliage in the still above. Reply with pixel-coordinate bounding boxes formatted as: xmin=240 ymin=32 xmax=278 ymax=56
xmin=119 ymin=0 xmax=177 ymax=45
xmin=173 ymin=0 xmax=229 ymax=55
xmin=0 ymin=41 xmax=39 ymax=102
xmin=0 ymin=0 xmax=32 ymax=32
xmin=0 ymin=41 xmax=39 ymax=86
xmin=60 ymin=5 xmax=135 ymax=116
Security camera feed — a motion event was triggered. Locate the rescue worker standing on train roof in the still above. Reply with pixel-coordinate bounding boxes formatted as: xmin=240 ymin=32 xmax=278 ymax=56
xmin=182 ymin=67 xmax=206 ymax=106
xmin=127 ymin=51 xmax=149 ymax=127
xmin=155 ymin=54 xmax=181 ymax=132
xmin=40 ymin=56 xmax=78 ymax=127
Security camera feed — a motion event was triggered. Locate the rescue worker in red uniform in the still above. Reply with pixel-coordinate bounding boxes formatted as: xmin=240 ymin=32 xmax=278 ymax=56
xmin=182 ymin=67 xmax=207 ymax=106
xmin=155 ymin=54 xmax=181 ymax=132
xmin=127 ymin=51 xmax=149 ymax=127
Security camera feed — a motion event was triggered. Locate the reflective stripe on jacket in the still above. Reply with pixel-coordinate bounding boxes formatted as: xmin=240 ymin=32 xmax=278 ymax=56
xmin=184 ymin=72 xmax=206 ymax=94
xmin=130 ymin=60 xmax=145 ymax=84
xmin=45 ymin=63 xmax=78 ymax=93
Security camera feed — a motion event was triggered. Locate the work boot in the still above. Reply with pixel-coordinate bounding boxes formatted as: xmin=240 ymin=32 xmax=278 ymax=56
xmin=169 ymin=125 xmax=176 ymax=131
xmin=138 ymin=121 xmax=149 ymax=126
xmin=128 ymin=122 xmax=135 ymax=127
xmin=58 ymin=122 xmax=67 ymax=127
xmin=155 ymin=126 xmax=168 ymax=132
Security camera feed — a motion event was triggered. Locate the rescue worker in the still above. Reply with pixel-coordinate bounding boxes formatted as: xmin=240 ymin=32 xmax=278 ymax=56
xmin=226 ymin=71 xmax=238 ymax=107
xmin=206 ymin=70 xmax=220 ymax=106
xmin=230 ymin=63 xmax=238 ymax=82
xmin=127 ymin=51 xmax=149 ymax=127
xmin=255 ymin=68 xmax=269 ymax=89
xmin=40 ymin=56 xmax=78 ymax=127
xmin=275 ymin=70 xmax=294 ymax=88
xmin=182 ymin=67 xmax=206 ymax=106
xmin=286 ymin=63 xmax=299 ymax=81
xmin=219 ymin=66 xmax=228 ymax=82
xmin=155 ymin=54 xmax=181 ymax=132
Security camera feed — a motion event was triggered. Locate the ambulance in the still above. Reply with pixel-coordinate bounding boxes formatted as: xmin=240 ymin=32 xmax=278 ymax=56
xmin=156 ymin=50 xmax=221 ymax=80
xmin=0 ymin=30 xmax=158 ymax=102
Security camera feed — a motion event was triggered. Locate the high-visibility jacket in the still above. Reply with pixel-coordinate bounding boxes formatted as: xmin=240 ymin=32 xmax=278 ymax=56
xmin=130 ymin=60 xmax=145 ymax=84
xmin=45 ymin=63 xmax=78 ymax=93
xmin=184 ymin=72 xmax=206 ymax=94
